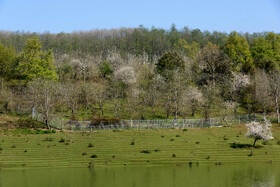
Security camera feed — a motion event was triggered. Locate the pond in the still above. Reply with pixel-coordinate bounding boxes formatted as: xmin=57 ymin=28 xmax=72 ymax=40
xmin=0 ymin=163 xmax=279 ymax=187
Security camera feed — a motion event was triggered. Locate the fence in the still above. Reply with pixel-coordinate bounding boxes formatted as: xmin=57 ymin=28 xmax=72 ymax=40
xmin=34 ymin=113 xmax=264 ymax=131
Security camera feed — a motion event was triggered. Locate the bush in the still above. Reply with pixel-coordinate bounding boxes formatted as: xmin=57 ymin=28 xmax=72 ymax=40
xmin=52 ymin=129 xmax=56 ymax=133
xmin=16 ymin=118 xmax=46 ymax=129
xmin=182 ymin=129 xmax=188 ymax=131
xmin=248 ymin=151 xmax=253 ymax=157
xmin=11 ymin=145 xmax=16 ymax=148
xmin=176 ymin=135 xmax=181 ymax=137
xmin=140 ymin=150 xmax=151 ymax=154
xmin=90 ymin=118 xmax=122 ymax=127
xmin=82 ymin=152 xmax=87 ymax=156
xmin=88 ymin=143 xmax=94 ymax=148
xmin=44 ymin=130 xmax=52 ymax=134
xmin=223 ymin=135 xmax=228 ymax=141
xmin=44 ymin=137 xmax=54 ymax=142
xmin=130 ymin=141 xmax=135 ymax=145
xmin=90 ymin=154 xmax=97 ymax=158
xmin=172 ymin=154 xmax=176 ymax=157
xmin=59 ymin=138 xmax=65 ymax=143
xmin=195 ymin=141 xmax=200 ymax=144
xmin=170 ymin=138 xmax=174 ymax=141
xmin=88 ymin=160 xmax=95 ymax=168
xmin=277 ymin=140 xmax=280 ymax=145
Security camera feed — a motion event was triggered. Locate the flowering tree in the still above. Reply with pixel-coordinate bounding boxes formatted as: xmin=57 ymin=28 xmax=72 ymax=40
xmin=245 ymin=118 xmax=274 ymax=147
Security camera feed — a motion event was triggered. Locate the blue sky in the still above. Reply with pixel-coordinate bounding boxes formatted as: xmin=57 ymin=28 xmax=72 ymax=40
xmin=0 ymin=0 xmax=279 ymax=33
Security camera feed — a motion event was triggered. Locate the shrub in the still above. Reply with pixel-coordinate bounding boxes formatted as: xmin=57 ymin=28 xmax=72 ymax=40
xmin=90 ymin=154 xmax=97 ymax=158
xmin=248 ymin=151 xmax=253 ymax=157
xmin=82 ymin=152 xmax=87 ymax=156
xmin=172 ymin=154 xmax=176 ymax=157
xmin=0 ymin=146 xmax=2 ymax=151
xmin=24 ymin=150 xmax=27 ymax=152
xmin=16 ymin=118 xmax=46 ymax=129
xmin=11 ymin=145 xmax=16 ymax=148
xmin=195 ymin=141 xmax=200 ymax=144
xmin=206 ymin=155 xmax=210 ymax=159
xmin=88 ymin=143 xmax=94 ymax=148
xmin=223 ymin=135 xmax=228 ymax=141
xmin=52 ymin=129 xmax=56 ymax=133
xmin=170 ymin=138 xmax=174 ymax=141
xmin=182 ymin=129 xmax=188 ymax=131
xmin=88 ymin=160 xmax=95 ymax=168
xmin=59 ymin=138 xmax=65 ymax=143
xmin=277 ymin=140 xmax=280 ymax=145
xmin=130 ymin=141 xmax=135 ymax=145
xmin=176 ymin=135 xmax=181 ymax=137
xmin=44 ymin=137 xmax=54 ymax=142
xmin=140 ymin=150 xmax=151 ymax=154
xmin=161 ymin=135 xmax=165 ymax=138
xmin=154 ymin=149 xmax=160 ymax=152
xmin=91 ymin=118 xmax=122 ymax=127
xmin=44 ymin=130 xmax=52 ymax=134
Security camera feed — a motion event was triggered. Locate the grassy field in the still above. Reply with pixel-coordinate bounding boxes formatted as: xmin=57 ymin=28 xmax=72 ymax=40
xmin=0 ymin=124 xmax=280 ymax=169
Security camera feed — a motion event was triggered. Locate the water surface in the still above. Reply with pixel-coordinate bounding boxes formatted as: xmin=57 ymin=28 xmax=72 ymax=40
xmin=0 ymin=163 xmax=279 ymax=187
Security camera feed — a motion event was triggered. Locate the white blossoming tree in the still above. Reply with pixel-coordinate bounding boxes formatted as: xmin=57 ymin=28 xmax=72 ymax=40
xmin=245 ymin=118 xmax=274 ymax=147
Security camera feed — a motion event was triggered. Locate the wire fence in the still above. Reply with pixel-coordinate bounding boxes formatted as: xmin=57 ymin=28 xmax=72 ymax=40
xmin=33 ymin=113 xmax=265 ymax=131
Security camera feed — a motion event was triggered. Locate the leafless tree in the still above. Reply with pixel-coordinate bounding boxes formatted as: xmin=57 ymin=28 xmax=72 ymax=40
xmin=28 ymin=79 xmax=59 ymax=129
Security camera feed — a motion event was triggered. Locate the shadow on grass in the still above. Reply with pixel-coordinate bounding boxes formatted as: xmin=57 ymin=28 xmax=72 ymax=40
xmin=229 ymin=143 xmax=262 ymax=149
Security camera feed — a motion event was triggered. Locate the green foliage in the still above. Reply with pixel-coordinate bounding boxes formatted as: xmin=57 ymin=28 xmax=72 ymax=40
xmin=16 ymin=37 xmax=58 ymax=81
xmin=251 ymin=32 xmax=280 ymax=71
xmin=0 ymin=42 xmax=16 ymax=82
xmin=155 ymin=51 xmax=184 ymax=79
xmin=175 ymin=39 xmax=200 ymax=59
xmin=224 ymin=31 xmax=253 ymax=73
xmin=99 ymin=61 xmax=113 ymax=79
xmin=16 ymin=118 xmax=47 ymax=129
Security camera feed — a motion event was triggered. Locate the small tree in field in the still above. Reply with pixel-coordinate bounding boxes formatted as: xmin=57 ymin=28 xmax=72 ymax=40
xmin=245 ymin=118 xmax=273 ymax=147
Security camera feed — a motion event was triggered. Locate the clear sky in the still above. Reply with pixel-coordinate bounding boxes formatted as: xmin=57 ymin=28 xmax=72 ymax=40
xmin=0 ymin=0 xmax=279 ymax=33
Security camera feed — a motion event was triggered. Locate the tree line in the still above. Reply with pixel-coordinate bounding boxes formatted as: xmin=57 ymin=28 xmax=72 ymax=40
xmin=0 ymin=25 xmax=280 ymax=126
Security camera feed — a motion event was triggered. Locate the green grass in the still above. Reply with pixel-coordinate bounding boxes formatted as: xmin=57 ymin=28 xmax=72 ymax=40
xmin=0 ymin=124 xmax=280 ymax=169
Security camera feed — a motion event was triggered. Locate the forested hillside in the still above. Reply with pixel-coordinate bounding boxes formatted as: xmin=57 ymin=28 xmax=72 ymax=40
xmin=0 ymin=25 xmax=280 ymax=124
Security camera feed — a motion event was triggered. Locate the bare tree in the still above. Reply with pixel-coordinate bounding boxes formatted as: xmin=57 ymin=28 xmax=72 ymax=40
xmin=269 ymin=71 xmax=280 ymax=123
xmin=255 ymin=70 xmax=272 ymax=115
xmin=0 ymin=85 xmax=13 ymax=113
xmin=61 ymin=82 xmax=81 ymax=120
xmin=28 ymin=79 xmax=59 ymax=129
xmin=179 ymin=86 xmax=203 ymax=117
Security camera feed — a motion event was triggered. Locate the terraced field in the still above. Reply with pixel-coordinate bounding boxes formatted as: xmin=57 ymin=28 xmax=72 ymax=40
xmin=0 ymin=125 xmax=280 ymax=169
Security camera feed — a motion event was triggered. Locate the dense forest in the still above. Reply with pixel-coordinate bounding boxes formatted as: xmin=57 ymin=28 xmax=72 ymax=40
xmin=0 ymin=25 xmax=280 ymax=126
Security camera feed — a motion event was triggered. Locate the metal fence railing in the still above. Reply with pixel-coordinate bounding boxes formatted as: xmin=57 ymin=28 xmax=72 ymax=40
xmin=33 ymin=113 xmax=265 ymax=131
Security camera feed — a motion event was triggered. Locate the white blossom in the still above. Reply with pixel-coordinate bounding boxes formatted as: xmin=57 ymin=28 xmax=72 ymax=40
xmin=245 ymin=118 xmax=274 ymax=142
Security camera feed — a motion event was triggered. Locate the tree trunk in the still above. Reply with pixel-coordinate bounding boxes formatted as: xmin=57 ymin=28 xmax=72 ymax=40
xmin=252 ymin=138 xmax=258 ymax=147
xmin=46 ymin=119 xmax=50 ymax=129
xmin=275 ymin=95 xmax=279 ymax=123
xmin=71 ymin=108 xmax=75 ymax=120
